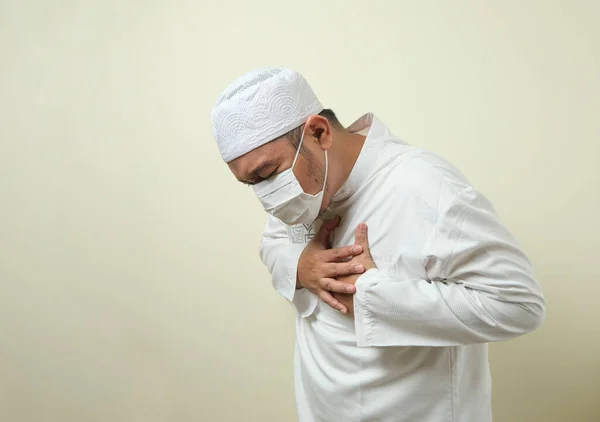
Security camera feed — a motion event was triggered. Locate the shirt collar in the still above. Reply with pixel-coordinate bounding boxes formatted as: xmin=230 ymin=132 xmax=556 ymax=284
xmin=331 ymin=113 xmax=401 ymax=204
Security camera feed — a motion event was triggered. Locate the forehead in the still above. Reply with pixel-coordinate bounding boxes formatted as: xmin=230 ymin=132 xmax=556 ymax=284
xmin=227 ymin=137 xmax=290 ymax=179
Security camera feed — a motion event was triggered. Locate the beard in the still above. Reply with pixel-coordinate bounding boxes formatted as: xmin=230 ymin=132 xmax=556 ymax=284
xmin=304 ymin=147 xmax=330 ymax=214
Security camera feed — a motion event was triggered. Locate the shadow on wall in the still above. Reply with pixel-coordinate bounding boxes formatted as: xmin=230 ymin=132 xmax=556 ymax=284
xmin=490 ymin=273 xmax=600 ymax=422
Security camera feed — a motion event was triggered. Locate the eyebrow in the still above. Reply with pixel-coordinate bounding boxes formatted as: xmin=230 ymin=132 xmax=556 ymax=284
xmin=240 ymin=160 xmax=277 ymax=185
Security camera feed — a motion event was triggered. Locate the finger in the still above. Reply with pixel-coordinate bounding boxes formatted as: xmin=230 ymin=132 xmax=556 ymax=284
xmin=318 ymin=290 xmax=348 ymax=314
xmin=324 ymin=262 xmax=365 ymax=278
xmin=312 ymin=215 xmax=341 ymax=246
xmin=325 ymin=244 xmax=363 ymax=262
xmin=320 ymin=277 xmax=356 ymax=294
xmin=354 ymin=223 xmax=370 ymax=252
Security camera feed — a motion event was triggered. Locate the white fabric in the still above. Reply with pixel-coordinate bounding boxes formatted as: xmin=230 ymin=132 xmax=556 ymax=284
xmin=259 ymin=113 xmax=546 ymax=421
xmin=211 ymin=67 xmax=324 ymax=162
xmin=253 ymin=126 xmax=329 ymax=225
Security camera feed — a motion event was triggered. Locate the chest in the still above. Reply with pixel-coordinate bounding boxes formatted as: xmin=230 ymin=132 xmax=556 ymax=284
xmin=289 ymin=176 xmax=439 ymax=280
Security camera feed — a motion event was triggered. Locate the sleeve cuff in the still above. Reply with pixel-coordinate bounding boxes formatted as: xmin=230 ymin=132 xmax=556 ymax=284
xmin=279 ymin=243 xmax=318 ymax=318
xmin=353 ymin=268 xmax=380 ymax=347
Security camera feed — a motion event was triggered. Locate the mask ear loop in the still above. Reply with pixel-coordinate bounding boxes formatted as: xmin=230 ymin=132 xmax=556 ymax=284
xmin=290 ymin=125 xmax=307 ymax=169
xmin=322 ymin=150 xmax=328 ymax=189
xmin=291 ymin=123 xmax=329 ymax=192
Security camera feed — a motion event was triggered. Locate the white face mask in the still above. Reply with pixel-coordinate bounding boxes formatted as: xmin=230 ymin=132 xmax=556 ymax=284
xmin=253 ymin=127 xmax=328 ymax=226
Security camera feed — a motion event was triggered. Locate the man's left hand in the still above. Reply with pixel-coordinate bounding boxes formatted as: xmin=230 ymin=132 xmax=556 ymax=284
xmin=332 ymin=223 xmax=376 ymax=315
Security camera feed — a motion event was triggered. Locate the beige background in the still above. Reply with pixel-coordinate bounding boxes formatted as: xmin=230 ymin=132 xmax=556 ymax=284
xmin=1 ymin=1 xmax=599 ymax=421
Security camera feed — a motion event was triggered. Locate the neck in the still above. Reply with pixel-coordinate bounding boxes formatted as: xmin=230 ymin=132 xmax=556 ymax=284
xmin=326 ymin=129 xmax=366 ymax=200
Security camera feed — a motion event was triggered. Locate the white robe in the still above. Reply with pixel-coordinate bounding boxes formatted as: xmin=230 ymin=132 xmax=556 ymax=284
xmin=259 ymin=113 xmax=545 ymax=422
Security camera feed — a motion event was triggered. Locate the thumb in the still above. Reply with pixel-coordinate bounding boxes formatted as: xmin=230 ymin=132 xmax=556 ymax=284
xmin=312 ymin=216 xmax=341 ymax=246
xmin=354 ymin=223 xmax=370 ymax=253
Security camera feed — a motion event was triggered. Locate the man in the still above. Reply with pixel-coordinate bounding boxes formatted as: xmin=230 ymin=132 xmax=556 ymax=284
xmin=211 ymin=67 xmax=545 ymax=421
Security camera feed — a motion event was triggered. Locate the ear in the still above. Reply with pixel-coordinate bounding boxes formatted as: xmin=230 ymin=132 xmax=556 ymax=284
xmin=305 ymin=115 xmax=333 ymax=150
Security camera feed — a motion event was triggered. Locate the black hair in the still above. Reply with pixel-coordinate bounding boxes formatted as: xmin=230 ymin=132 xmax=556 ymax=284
xmin=319 ymin=109 xmax=342 ymax=127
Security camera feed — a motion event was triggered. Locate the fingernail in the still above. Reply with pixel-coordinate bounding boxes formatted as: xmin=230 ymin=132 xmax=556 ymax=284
xmin=359 ymin=223 xmax=367 ymax=231
xmin=355 ymin=264 xmax=365 ymax=272
xmin=339 ymin=307 xmax=347 ymax=314
xmin=346 ymin=285 xmax=356 ymax=293
xmin=352 ymin=245 xmax=363 ymax=254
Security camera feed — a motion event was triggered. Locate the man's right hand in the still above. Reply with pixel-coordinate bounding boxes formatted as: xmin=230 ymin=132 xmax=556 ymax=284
xmin=296 ymin=216 xmax=365 ymax=314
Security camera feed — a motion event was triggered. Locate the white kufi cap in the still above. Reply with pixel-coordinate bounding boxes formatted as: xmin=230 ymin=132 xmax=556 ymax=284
xmin=211 ymin=67 xmax=324 ymax=162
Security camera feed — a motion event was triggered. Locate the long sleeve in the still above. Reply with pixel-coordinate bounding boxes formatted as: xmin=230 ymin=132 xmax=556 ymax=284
xmin=258 ymin=216 xmax=318 ymax=317
xmin=354 ymin=186 xmax=546 ymax=347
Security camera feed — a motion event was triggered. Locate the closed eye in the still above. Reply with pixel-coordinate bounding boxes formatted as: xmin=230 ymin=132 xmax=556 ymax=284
xmin=251 ymin=169 xmax=278 ymax=185
xmin=239 ymin=161 xmax=279 ymax=186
